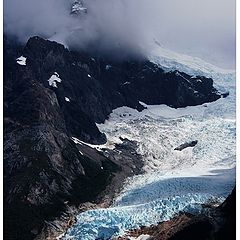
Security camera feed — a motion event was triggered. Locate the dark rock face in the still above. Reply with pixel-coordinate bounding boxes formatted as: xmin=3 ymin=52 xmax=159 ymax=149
xmin=4 ymin=37 xmax=116 ymax=240
xmin=168 ymin=188 xmax=236 ymax=240
xmin=215 ymin=187 xmax=236 ymax=240
xmin=38 ymin=137 xmax=144 ymax=240
xmin=174 ymin=140 xmax=198 ymax=151
xmin=4 ymin=127 xmax=119 ymax=239
xmin=23 ymin=36 xmax=220 ymax=123
xmin=3 ymin=36 xmax=222 ymax=240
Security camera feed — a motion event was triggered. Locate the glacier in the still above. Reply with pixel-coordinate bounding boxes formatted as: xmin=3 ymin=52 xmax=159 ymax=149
xmin=63 ymin=47 xmax=236 ymax=240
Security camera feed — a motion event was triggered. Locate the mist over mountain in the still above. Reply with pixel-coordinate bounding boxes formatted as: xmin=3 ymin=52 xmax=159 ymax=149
xmin=4 ymin=0 xmax=235 ymax=66
xmin=3 ymin=1 xmax=236 ymax=239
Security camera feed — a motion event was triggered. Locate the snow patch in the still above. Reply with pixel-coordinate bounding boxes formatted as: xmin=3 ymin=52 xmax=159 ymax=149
xmin=56 ymin=233 xmax=65 ymax=240
xmin=71 ymin=137 xmax=119 ymax=151
xmin=16 ymin=56 xmax=26 ymax=66
xmin=129 ymin=235 xmax=151 ymax=240
xmin=79 ymin=150 xmax=84 ymax=155
xmin=65 ymin=97 xmax=70 ymax=102
xmin=48 ymin=72 xmax=62 ymax=88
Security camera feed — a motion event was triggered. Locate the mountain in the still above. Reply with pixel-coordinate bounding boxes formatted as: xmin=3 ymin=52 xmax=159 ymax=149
xmin=71 ymin=0 xmax=87 ymax=15
xmin=3 ymin=35 xmax=222 ymax=240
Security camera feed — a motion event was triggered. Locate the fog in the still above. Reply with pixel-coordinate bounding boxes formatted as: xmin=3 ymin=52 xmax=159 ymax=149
xmin=4 ymin=0 xmax=236 ymax=68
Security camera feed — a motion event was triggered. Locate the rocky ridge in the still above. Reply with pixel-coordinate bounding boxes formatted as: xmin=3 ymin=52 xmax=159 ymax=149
xmin=4 ymin=35 xmax=222 ymax=240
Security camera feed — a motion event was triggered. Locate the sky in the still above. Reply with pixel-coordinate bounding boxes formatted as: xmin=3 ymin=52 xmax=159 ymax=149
xmin=4 ymin=0 xmax=236 ymax=68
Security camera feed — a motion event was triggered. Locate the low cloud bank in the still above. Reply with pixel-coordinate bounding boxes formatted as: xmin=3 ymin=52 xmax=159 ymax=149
xmin=4 ymin=0 xmax=236 ymax=67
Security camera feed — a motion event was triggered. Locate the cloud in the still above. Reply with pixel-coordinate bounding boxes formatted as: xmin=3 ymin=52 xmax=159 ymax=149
xmin=4 ymin=0 xmax=236 ymax=68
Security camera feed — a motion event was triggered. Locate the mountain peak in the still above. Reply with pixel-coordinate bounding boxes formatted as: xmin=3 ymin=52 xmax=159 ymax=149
xmin=71 ymin=0 xmax=87 ymax=15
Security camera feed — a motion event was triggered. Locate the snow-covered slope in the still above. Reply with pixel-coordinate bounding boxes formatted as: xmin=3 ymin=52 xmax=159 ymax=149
xmin=149 ymin=45 xmax=235 ymax=80
xmin=64 ymin=48 xmax=236 ymax=240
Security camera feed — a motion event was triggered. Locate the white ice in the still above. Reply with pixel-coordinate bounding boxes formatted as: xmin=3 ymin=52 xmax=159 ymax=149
xmin=16 ymin=56 xmax=27 ymax=66
xmin=48 ymin=72 xmax=62 ymax=88
xmin=64 ymin=48 xmax=236 ymax=240
xmin=65 ymin=97 xmax=70 ymax=102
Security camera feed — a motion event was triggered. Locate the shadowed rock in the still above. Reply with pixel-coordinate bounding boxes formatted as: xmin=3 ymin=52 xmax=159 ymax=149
xmin=174 ymin=140 xmax=198 ymax=151
xmin=221 ymin=91 xmax=229 ymax=98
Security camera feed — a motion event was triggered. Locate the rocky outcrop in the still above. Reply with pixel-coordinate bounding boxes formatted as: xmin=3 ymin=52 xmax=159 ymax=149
xmin=38 ymin=138 xmax=144 ymax=239
xmin=3 ymin=35 xmax=222 ymax=240
xmin=174 ymin=140 xmax=198 ymax=151
xmin=24 ymin=36 xmax=221 ymax=120
xmin=4 ymin=37 xmax=116 ymax=240
xmin=5 ymin=36 xmax=221 ymax=144
xmin=71 ymin=0 xmax=87 ymax=15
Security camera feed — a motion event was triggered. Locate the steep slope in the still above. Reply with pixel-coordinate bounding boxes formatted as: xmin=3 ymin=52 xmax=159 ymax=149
xmin=4 ymin=37 xmax=118 ymax=240
xmin=3 ymin=36 xmax=222 ymax=240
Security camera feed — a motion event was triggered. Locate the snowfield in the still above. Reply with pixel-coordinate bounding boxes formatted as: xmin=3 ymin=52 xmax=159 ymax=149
xmin=64 ymin=47 xmax=236 ymax=240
